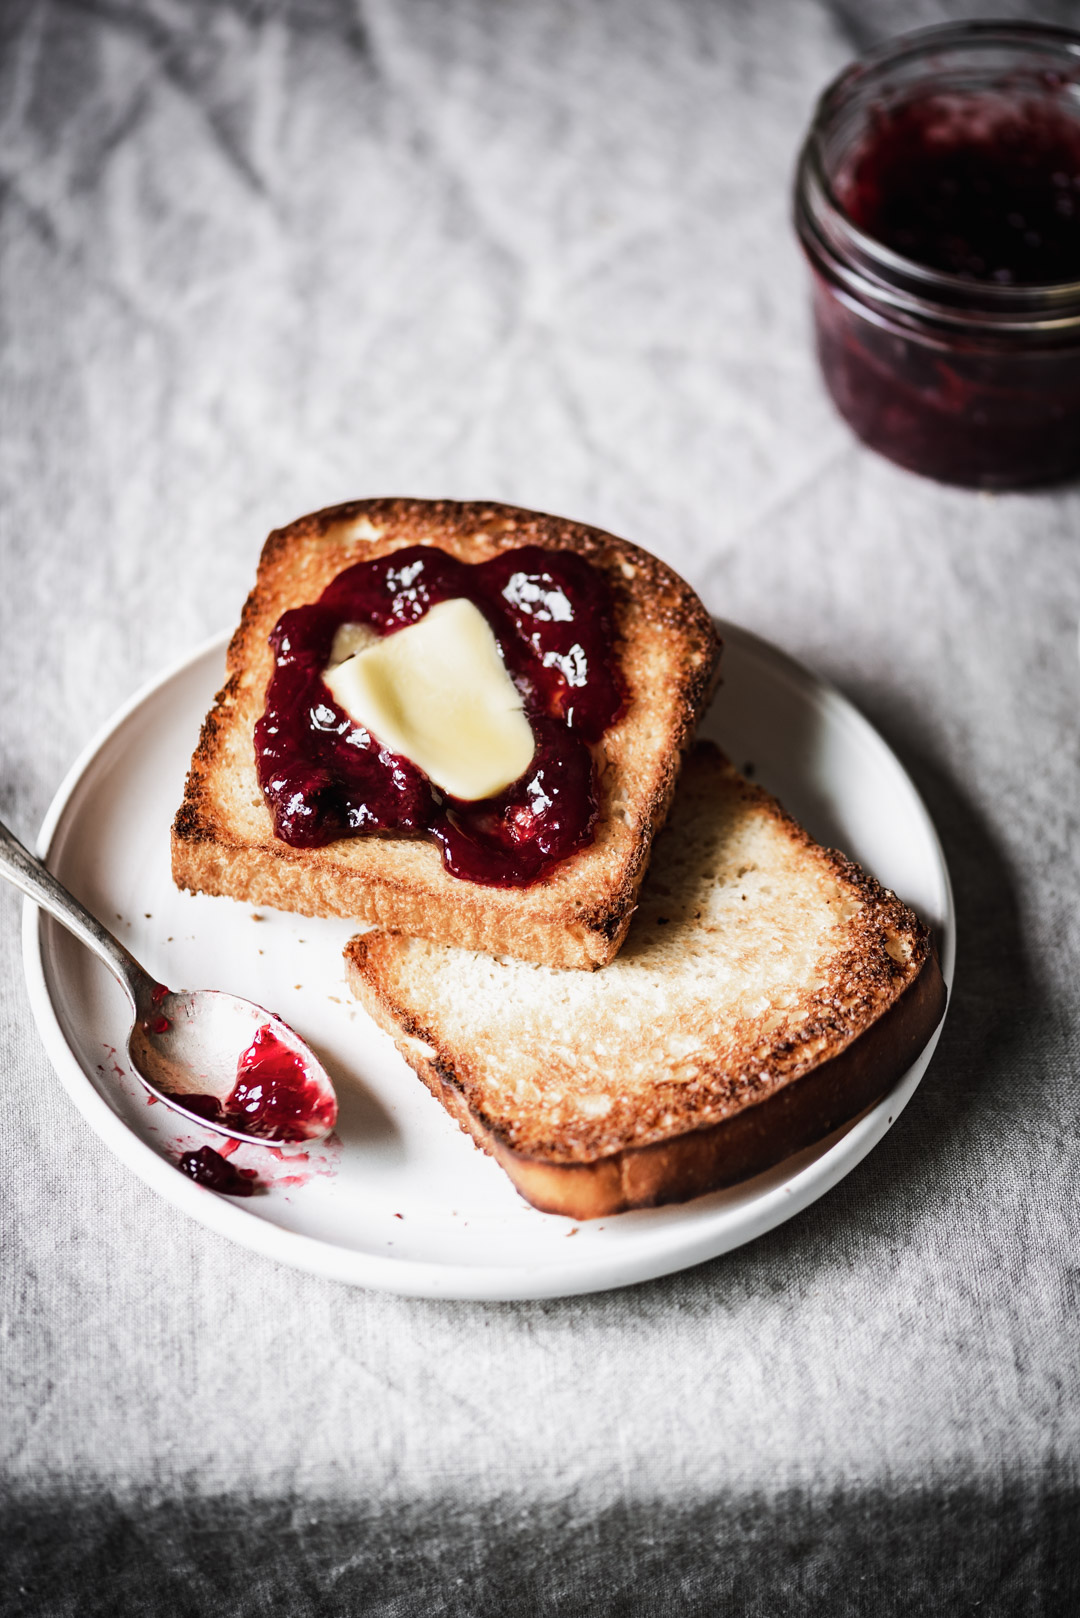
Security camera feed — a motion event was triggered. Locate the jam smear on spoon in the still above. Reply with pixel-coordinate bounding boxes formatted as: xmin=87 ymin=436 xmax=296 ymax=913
xmin=167 ymin=1024 xmax=335 ymax=1144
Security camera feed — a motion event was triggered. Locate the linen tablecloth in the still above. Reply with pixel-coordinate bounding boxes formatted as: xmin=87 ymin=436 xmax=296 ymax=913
xmin=2 ymin=1 xmax=1078 ymax=1611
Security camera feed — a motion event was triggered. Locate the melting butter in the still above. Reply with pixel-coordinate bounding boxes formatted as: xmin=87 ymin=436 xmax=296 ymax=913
xmin=327 ymin=621 xmax=378 ymax=665
xmin=322 ymin=597 xmax=535 ymax=801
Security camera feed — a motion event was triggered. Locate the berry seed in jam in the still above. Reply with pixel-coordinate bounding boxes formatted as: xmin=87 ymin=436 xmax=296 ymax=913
xmin=255 ymin=546 xmax=625 ymax=887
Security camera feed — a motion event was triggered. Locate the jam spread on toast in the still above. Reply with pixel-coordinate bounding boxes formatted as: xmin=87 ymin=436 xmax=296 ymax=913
xmin=255 ymin=546 xmax=625 ymax=886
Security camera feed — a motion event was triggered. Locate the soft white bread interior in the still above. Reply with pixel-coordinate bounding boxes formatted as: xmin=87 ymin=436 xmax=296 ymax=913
xmin=346 ymin=744 xmax=946 ymax=1219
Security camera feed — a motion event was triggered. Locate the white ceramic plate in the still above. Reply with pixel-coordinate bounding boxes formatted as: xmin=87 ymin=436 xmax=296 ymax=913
xmin=23 ymin=625 xmax=953 ymax=1300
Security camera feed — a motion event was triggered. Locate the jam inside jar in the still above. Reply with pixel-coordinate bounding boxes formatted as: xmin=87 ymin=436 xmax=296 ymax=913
xmin=795 ymin=21 xmax=1080 ymax=488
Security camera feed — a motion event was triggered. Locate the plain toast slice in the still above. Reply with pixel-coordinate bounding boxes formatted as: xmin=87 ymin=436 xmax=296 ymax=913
xmin=346 ymin=744 xmax=946 ymax=1219
xmin=173 ymin=500 xmax=719 ymax=969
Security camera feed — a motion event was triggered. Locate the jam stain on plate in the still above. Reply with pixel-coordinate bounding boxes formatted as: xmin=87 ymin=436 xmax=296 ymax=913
xmin=178 ymin=1145 xmax=258 ymax=1196
xmin=255 ymin=545 xmax=625 ymax=886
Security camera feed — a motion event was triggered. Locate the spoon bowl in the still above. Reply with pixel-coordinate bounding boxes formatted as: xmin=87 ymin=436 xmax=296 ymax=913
xmin=2 ymin=817 xmax=337 ymax=1149
xmin=130 ymin=988 xmax=338 ymax=1146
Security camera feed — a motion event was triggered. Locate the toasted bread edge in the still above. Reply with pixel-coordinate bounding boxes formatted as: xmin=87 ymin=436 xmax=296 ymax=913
xmin=171 ymin=498 xmax=721 ymax=968
xmin=346 ymin=942 xmax=946 ymax=1219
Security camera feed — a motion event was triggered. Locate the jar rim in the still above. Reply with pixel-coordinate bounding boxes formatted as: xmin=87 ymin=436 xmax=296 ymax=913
xmin=796 ymin=18 xmax=1080 ymax=327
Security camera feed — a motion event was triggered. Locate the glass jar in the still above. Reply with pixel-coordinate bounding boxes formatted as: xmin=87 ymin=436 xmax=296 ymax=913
xmin=794 ymin=21 xmax=1080 ymax=488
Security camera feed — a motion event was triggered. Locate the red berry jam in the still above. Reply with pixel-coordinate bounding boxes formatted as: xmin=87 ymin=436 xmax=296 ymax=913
xmin=178 ymin=1145 xmax=257 ymax=1196
xmin=795 ymin=24 xmax=1080 ymax=488
xmin=166 ymin=1025 xmax=334 ymax=1143
xmin=227 ymin=1025 xmax=334 ymax=1140
xmin=841 ymin=94 xmax=1080 ymax=285
xmin=255 ymin=546 xmax=625 ymax=886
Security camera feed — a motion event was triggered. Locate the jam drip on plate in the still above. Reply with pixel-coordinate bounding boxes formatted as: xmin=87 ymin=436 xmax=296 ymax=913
xmin=255 ymin=546 xmax=626 ymax=886
xmin=168 ymin=1025 xmax=334 ymax=1144
xmin=841 ymin=90 xmax=1080 ymax=285
xmin=178 ymin=1146 xmax=257 ymax=1196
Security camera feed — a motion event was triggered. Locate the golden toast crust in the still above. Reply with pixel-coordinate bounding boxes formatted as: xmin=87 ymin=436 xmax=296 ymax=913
xmin=347 ymin=950 xmax=944 ymax=1220
xmin=172 ymin=500 xmax=721 ymax=968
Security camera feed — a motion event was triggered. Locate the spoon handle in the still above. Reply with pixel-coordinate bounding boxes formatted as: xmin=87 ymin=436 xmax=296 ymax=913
xmin=0 ymin=816 xmax=158 ymax=1013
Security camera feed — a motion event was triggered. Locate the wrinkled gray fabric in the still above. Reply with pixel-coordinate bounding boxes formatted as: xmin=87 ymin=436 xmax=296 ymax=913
xmin=2 ymin=1 xmax=1079 ymax=1612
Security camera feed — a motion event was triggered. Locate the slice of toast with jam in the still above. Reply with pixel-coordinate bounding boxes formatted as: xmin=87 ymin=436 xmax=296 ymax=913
xmin=172 ymin=499 xmax=720 ymax=969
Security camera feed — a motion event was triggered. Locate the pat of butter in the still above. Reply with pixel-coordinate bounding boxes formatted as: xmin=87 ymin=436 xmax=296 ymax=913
xmin=322 ymin=598 xmax=535 ymax=801
xmin=328 ymin=621 xmax=378 ymax=665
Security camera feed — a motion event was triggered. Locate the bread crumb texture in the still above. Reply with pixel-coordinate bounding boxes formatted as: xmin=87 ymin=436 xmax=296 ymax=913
xmin=347 ymin=745 xmax=930 ymax=1164
xmin=173 ymin=499 xmax=721 ymax=969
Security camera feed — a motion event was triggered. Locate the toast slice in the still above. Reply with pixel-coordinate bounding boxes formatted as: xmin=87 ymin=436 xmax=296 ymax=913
xmin=172 ymin=500 xmax=719 ymax=969
xmin=346 ymin=744 xmax=946 ymax=1219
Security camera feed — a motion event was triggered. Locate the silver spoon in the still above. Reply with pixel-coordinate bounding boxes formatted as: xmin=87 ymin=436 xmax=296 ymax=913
xmin=2 ymin=817 xmax=337 ymax=1148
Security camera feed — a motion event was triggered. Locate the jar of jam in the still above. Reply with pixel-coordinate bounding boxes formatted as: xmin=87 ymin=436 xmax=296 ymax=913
xmin=794 ymin=21 xmax=1080 ymax=487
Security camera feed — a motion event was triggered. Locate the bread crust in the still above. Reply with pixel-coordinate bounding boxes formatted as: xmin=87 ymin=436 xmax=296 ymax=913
xmin=344 ymin=746 xmax=948 ymax=1218
xmin=349 ymin=948 xmax=945 ymax=1219
xmin=172 ymin=499 xmax=720 ymax=968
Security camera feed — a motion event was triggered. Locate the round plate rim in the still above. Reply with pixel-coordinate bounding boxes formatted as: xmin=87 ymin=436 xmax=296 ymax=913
xmin=21 ymin=625 xmax=955 ymax=1300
